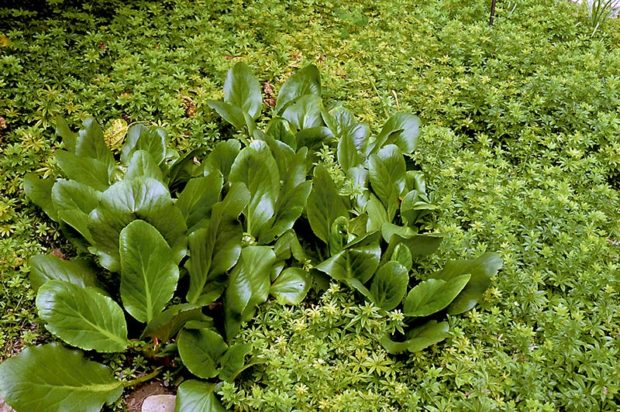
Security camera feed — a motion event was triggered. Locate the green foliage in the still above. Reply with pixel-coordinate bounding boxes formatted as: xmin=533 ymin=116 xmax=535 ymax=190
xmin=0 ymin=0 xmax=619 ymax=410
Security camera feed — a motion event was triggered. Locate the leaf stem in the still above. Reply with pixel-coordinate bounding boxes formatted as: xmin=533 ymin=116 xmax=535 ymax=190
xmin=122 ymin=367 xmax=163 ymax=388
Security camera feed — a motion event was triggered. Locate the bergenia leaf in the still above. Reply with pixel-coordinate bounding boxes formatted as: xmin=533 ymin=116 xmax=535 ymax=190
xmin=403 ymin=274 xmax=471 ymax=317
xmin=29 ymin=254 xmax=97 ymax=292
xmin=52 ymin=179 xmax=101 ymax=243
xmin=370 ymin=261 xmax=409 ymax=311
xmin=36 ymin=280 xmax=129 ymax=352
xmin=307 ymin=165 xmax=349 ymax=244
xmin=275 ymin=64 xmax=321 ymax=113
xmin=380 ymin=320 xmax=450 ymax=354
xmin=24 ymin=173 xmax=58 ymax=221
xmin=55 ymin=150 xmax=110 ymax=191
xmin=178 ymin=328 xmax=228 ymax=379
xmin=175 ymin=380 xmax=226 ymax=412
xmin=224 ymin=62 xmax=263 ymax=119
xmin=121 ymin=123 xmax=167 ymax=165
xmin=270 ymin=267 xmax=310 ymax=305
xmin=75 ymin=117 xmax=114 ymax=167
xmin=229 ymin=140 xmax=280 ymax=237
xmin=120 ymin=220 xmax=180 ymax=323
xmin=372 ymin=113 xmax=421 ymax=154
xmin=433 ymin=252 xmax=503 ymax=315
xmin=0 ymin=344 xmax=123 ymax=412
xmin=368 ymin=144 xmax=406 ymax=220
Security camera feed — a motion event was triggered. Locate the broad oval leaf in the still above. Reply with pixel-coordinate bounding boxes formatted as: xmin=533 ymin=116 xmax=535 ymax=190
xmin=403 ymin=274 xmax=471 ymax=317
xmin=372 ymin=113 xmax=421 ymax=154
xmin=276 ymin=64 xmax=321 ymax=113
xmin=23 ymin=173 xmax=58 ymax=221
xmin=307 ymin=165 xmax=349 ymax=244
xmin=0 ymin=344 xmax=123 ymax=412
xmin=52 ymin=179 xmax=101 ymax=243
xmin=55 ymin=150 xmax=110 ymax=192
xmin=229 ymin=140 xmax=280 ymax=237
xmin=207 ymin=100 xmax=247 ymax=132
xmin=120 ymin=220 xmax=180 ymax=323
xmin=55 ymin=116 xmax=77 ymax=152
xmin=177 ymin=328 xmax=228 ymax=379
xmin=218 ymin=343 xmax=253 ymax=382
xmin=125 ymin=150 xmax=163 ymax=181
xmin=370 ymin=261 xmax=409 ymax=311
xmin=205 ymin=139 xmax=242 ymax=183
xmin=88 ymin=177 xmax=187 ymax=272
xmin=29 ymin=254 xmax=97 ymax=292
xmin=271 ymin=267 xmax=310 ymax=305
xmin=380 ymin=320 xmax=450 ymax=354
xmin=282 ymin=94 xmax=325 ymax=131
xmin=141 ymin=304 xmax=211 ymax=342
xmin=433 ymin=252 xmax=503 ymax=315
xmin=75 ymin=117 xmax=114 ymax=166
xmin=368 ymin=144 xmax=406 ymax=219
xmin=175 ymin=380 xmax=226 ymax=412
xmin=121 ymin=123 xmax=167 ymax=165
xmin=315 ymin=242 xmax=381 ymax=284
xmin=36 ymin=280 xmax=128 ymax=352
xmin=224 ymin=62 xmax=263 ymax=119
xmin=176 ymin=172 xmax=223 ymax=230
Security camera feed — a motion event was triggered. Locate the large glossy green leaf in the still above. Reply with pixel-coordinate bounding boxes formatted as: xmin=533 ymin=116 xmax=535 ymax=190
xmin=259 ymin=143 xmax=311 ymax=243
xmin=365 ymin=194 xmax=389 ymax=233
xmin=205 ymin=139 xmax=242 ymax=183
xmin=141 ymin=304 xmax=211 ymax=342
xmin=271 ymin=267 xmax=310 ymax=305
xmin=120 ymin=220 xmax=180 ymax=323
xmin=36 ymin=280 xmax=128 ymax=352
xmin=55 ymin=150 xmax=110 ymax=191
xmin=433 ymin=252 xmax=503 ymax=315
xmin=307 ymin=165 xmax=349 ymax=244
xmin=55 ymin=116 xmax=77 ymax=152
xmin=331 ymin=106 xmax=370 ymax=162
xmin=315 ymin=237 xmax=381 ymax=284
xmin=23 ymin=173 xmax=58 ymax=221
xmin=125 ymin=150 xmax=163 ymax=181
xmin=52 ymin=179 xmax=101 ymax=243
xmin=88 ymin=177 xmax=187 ymax=271
xmin=218 ymin=343 xmax=253 ymax=382
xmin=178 ymin=328 xmax=228 ymax=379
xmin=225 ymin=246 xmax=276 ymax=339
xmin=390 ymin=243 xmax=412 ymax=271
xmin=224 ymin=62 xmax=262 ymax=119
xmin=176 ymin=171 xmax=223 ymax=230
xmin=75 ymin=117 xmax=114 ymax=166
xmin=282 ymin=94 xmax=325 ymax=131
xmin=368 ymin=144 xmax=406 ymax=219
xmin=229 ymin=140 xmax=280 ymax=237
xmin=372 ymin=113 xmax=421 ymax=154
xmin=207 ymin=100 xmax=247 ymax=132
xmin=403 ymin=274 xmax=471 ymax=317
xmin=185 ymin=184 xmax=249 ymax=304
xmin=265 ymin=117 xmax=297 ymax=148
xmin=175 ymin=380 xmax=226 ymax=412
xmin=29 ymin=254 xmax=97 ymax=292
xmin=275 ymin=64 xmax=321 ymax=113
xmin=370 ymin=262 xmax=409 ymax=311
xmin=380 ymin=321 xmax=450 ymax=354
xmin=0 ymin=344 xmax=123 ymax=412
xmin=383 ymin=233 xmax=443 ymax=264
xmin=121 ymin=123 xmax=167 ymax=165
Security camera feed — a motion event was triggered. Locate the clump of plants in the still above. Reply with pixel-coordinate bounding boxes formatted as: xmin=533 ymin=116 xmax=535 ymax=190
xmin=0 ymin=63 xmax=501 ymax=411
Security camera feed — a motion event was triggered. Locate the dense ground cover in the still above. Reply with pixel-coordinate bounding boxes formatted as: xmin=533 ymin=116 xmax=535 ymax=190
xmin=0 ymin=0 xmax=619 ymax=410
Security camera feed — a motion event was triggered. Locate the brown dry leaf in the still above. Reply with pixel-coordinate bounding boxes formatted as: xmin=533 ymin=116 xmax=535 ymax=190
xmin=263 ymin=81 xmax=276 ymax=108
xmin=182 ymin=96 xmax=197 ymax=118
xmin=104 ymin=118 xmax=129 ymax=152
xmin=50 ymin=248 xmax=66 ymax=260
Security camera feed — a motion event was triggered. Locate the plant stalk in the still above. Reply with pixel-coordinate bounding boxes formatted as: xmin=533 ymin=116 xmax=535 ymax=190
xmin=122 ymin=367 xmax=163 ymax=388
xmin=489 ymin=0 xmax=497 ymax=26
